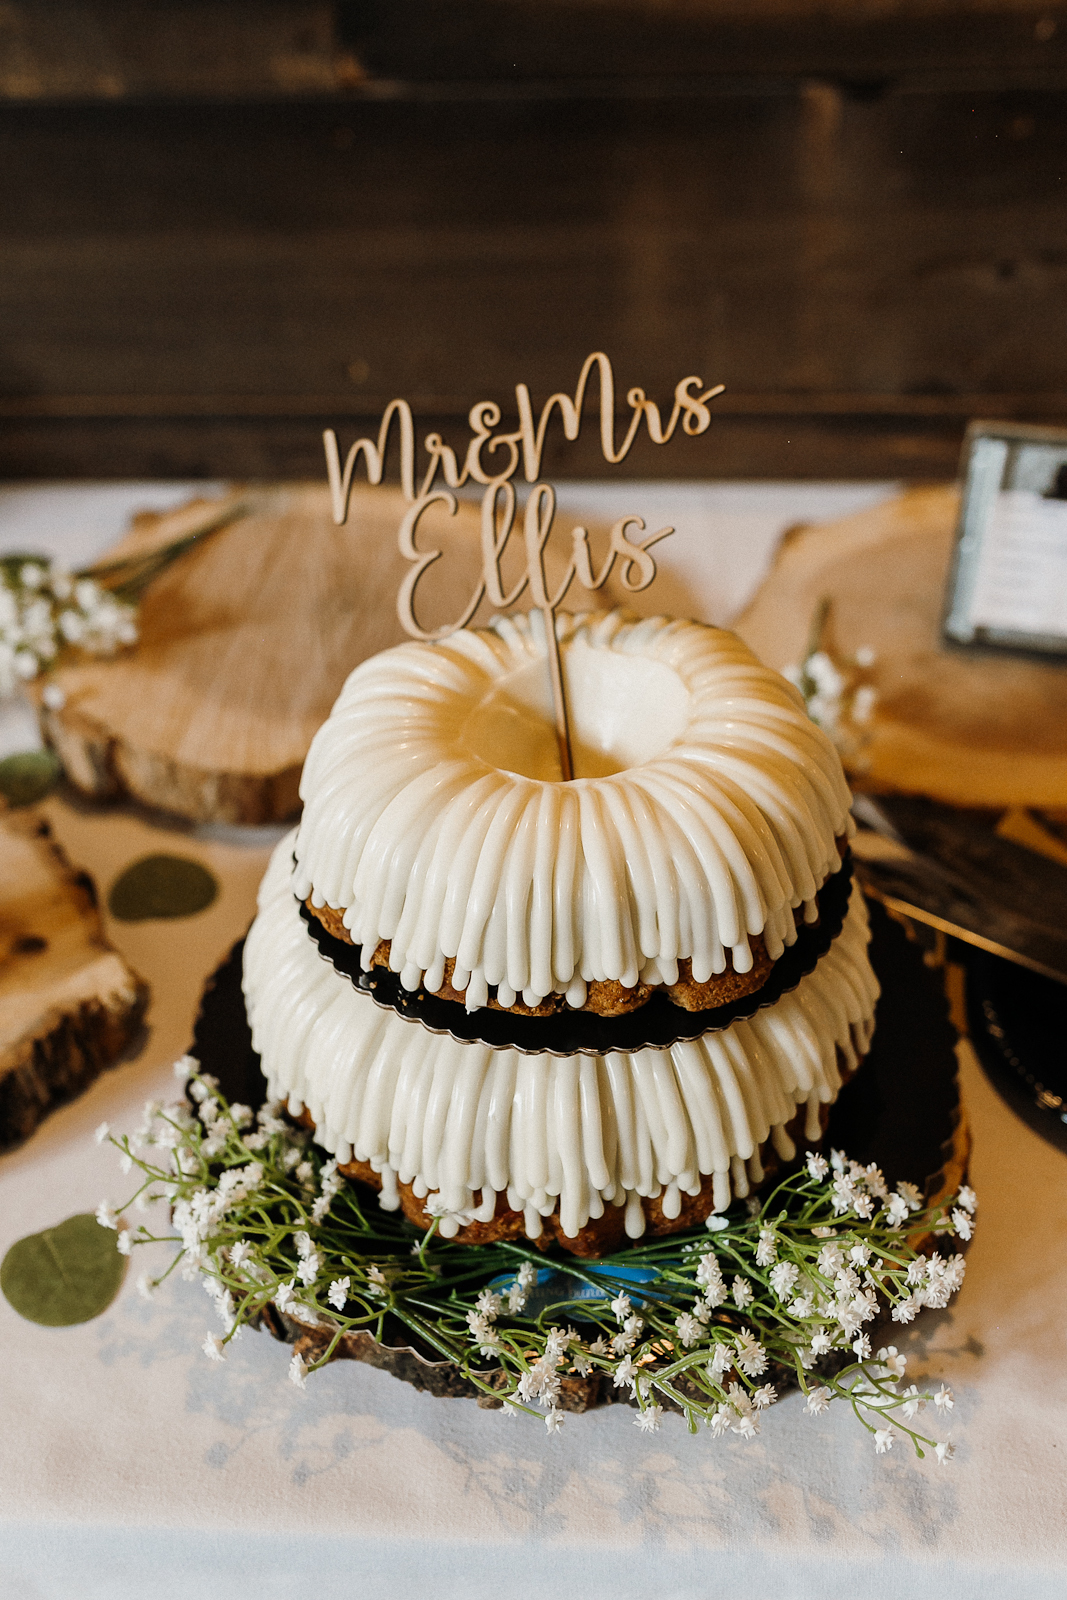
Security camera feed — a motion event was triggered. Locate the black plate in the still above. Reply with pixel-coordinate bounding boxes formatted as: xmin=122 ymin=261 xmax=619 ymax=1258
xmin=962 ymin=944 xmax=1067 ymax=1154
xmin=193 ymin=895 xmax=961 ymax=1200
xmin=296 ymin=856 xmax=854 ymax=1058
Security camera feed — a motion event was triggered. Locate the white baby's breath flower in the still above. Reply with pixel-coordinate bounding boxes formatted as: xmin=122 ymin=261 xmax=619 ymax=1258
xmin=544 ymin=1408 xmax=565 ymax=1435
xmin=851 ymin=685 xmax=877 ymax=724
xmin=634 ymin=1404 xmax=663 ymax=1433
xmin=734 ymin=1328 xmax=769 ymax=1377
xmin=935 ymin=1440 xmax=954 ymax=1465
xmin=805 ymin=1386 xmax=831 ymax=1416
xmin=934 ymin=1384 xmax=954 ymax=1413
xmin=695 ymin=1252 xmax=723 ymax=1288
xmin=274 ymin=1280 xmax=297 ymax=1313
xmin=731 ymin=1276 xmax=753 ymax=1309
xmin=957 ymin=1185 xmax=977 ymax=1215
xmin=323 ymin=1276 xmax=348 ymax=1311
xmin=610 ymin=1292 xmax=632 ymax=1322
xmin=94 ymin=1121 xmax=110 ymax=1144
xmin=806 ymin=1151 xmax=829 ymax=1180
xmin=877 ymin=1346 xmax=907 ymax=1379
xmin=874 ymin=1427 xmax=895 ymax=1454
xmin=707 ymin=1343 xmax=732 ymax=1380
xmin=613 ymin=1355 xmax=639 ymax=1391
xmin=755 ymin=1229 xmax=777 ymax=1267
xmin=116 ymin=1229 xmax=132 ymax=1257
xmin=288 ymin=1353 xmax=308 ymax=1389
xmin=852 ymin=1333 xmax=871 ymax=1360
xmin=707 ymin=1404 xmax=732 ymax=1437
xmin=900 ymin=1384 xmax=925 ymax=1419
xmin=891 ymin=1294 xmax=920 ymax=1324
xmin=951 ymin=1209 xmax=974 ymax=1241
xmin=752 ymin=1383 xmax=777 ymax=1410
xmin=769 ymin=1261 xmax=799 ymax=1300
xmin=674 ymin=1312 xmax=702 ymax=1348
xmin=202 ymin=1333 xmax=225 ymax=1362
xmin=95 ymin=1201 xmax=118 ymax=1230
xmin=816 ymin=1243 xmax=842 ymax=1276
xmin=136 ymin=1273 xmax=154 ymax=1301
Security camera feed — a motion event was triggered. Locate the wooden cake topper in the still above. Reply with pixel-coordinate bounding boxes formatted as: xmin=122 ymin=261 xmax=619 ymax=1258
xmin=324 ymin=352 xmax=724 ymax=780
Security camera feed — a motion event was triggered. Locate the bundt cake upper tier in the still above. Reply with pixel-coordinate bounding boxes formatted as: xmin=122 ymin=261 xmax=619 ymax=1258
xmin=293 ymin=610 xmax=854 ymax=1013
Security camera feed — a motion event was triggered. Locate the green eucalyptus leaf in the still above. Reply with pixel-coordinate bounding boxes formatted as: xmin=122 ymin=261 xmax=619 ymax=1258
xmin=108 ymin=854 xmax=218 ymax=921
xmin=1 ymin=1213 xmax=126 ymax=1326
xmin=0 ymin=748 xmax=62 ymax=807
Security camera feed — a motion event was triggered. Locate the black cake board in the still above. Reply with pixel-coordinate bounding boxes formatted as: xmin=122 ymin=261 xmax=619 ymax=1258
xmin=187 ymin=897 xmax=967 ymax=1412
xmin=297 ymin=857 xmax=854 ymax=1057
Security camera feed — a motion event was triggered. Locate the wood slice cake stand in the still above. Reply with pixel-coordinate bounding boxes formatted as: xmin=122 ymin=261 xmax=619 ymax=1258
xmin=189 ymin=896 xmax=967 ymax=1413
xmin=32 ymin=484 xmax=619 ymax=826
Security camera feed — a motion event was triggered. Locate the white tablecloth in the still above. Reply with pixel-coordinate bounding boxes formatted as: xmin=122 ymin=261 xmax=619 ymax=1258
xmin=2 ymin=483 xmax=1064 ymax=1600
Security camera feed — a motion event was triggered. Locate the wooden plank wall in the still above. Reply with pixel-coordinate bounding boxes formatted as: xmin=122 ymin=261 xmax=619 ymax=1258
xmin=2 ymin=0 xmax=1067 ymax=480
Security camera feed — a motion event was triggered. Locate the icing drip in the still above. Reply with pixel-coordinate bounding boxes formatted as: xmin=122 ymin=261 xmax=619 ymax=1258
xmin=246 ymin=833 xmax=879 ymax=1240
xmin=293 ymin=610 xmax=854 ymax=1007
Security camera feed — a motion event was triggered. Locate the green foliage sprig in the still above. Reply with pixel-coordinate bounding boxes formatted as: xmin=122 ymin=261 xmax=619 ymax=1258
xmin=98 ymin=1060 xmax=972 ymax=1460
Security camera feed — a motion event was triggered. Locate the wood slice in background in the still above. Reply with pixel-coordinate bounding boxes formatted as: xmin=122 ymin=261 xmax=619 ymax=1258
xmin=33 ymin=483 xmax=616 ymax=826
xmin=734 ymin=485 xmax=1067 ymax=808
xmin=0 ymin=810 xmax=148 ymax=1149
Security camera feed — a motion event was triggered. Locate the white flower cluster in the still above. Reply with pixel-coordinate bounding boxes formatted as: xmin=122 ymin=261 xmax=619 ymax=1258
xmin=783 ymin=635 xmax=877 ymax=758
xmin=0 ymin=558 xmax=137 ymax=698
xmin=95 ymin=1067 xmax=971 ymax=1464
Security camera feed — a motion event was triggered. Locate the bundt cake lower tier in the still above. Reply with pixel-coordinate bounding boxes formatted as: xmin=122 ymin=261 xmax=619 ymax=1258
xmin=315 ymin=1083 xmax=850 ymax=1257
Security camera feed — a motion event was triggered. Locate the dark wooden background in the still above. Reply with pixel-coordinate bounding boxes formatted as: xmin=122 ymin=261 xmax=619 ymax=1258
xmin=3 ymin=0 xmax=1067 ymax=480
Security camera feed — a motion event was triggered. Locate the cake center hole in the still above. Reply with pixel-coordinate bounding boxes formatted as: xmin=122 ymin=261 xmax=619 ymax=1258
xmin=460 ymin=641 xmax=691 ymax=780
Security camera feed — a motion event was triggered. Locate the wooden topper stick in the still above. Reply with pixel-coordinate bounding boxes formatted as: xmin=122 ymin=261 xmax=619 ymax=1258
xmin=524 ymin=484 xmax=576 ymax=781
xmin=542 ymin=609 xmax=574 ymax=782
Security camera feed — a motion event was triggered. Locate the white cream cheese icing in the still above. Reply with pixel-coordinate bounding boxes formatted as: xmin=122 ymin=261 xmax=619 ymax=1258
xmin=293 ymin=610 xmax=855 ymax=1010
xmin=246 ymin=832 xmax=879 ymax=1240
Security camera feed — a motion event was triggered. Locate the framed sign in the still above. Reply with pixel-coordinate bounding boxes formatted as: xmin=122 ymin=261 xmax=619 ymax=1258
xmin=944 ymin=420 xmax=1067 ymax=657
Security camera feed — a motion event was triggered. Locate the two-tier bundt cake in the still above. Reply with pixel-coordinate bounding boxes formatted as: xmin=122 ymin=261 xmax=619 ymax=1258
xmin=243 ymin=610 xmax=879 ymax=1257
